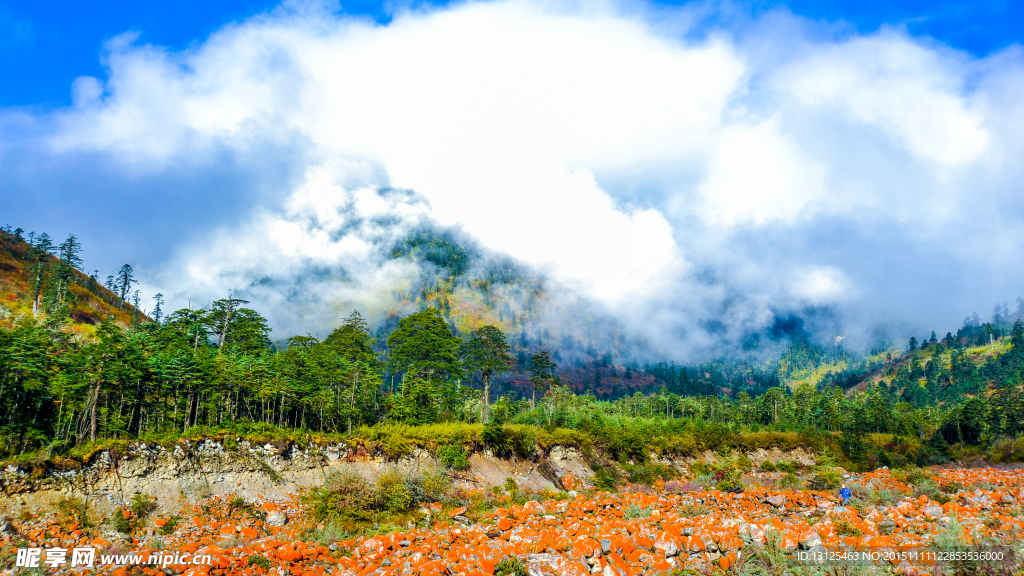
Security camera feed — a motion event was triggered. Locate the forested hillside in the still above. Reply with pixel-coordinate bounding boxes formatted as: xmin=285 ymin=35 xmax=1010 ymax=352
xmin=0 ymin=226 xmax=148 ymax=331
xmin=2 ymin=225 xmax=1024 ymax=469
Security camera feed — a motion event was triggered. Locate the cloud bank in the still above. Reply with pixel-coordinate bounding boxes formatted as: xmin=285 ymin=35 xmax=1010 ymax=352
xmin=3 ymin=0 xmax=1024 ymax=356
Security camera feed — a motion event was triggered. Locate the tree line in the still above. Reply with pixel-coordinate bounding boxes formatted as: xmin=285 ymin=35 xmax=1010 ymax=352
xmin=2 ymin=224 xmax=1023 ymax=466
xmin=2 ymin=294 xmax=1023 ymax=464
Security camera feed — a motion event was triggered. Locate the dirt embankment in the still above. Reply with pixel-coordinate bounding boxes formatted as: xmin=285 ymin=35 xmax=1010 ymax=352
xmin=0 ymin=440 xmax=817 ymax=517
xmin=0 ymin=440 xmax=592 ymax=514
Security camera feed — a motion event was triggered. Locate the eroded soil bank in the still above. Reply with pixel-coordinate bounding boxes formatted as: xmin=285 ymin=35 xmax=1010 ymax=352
xmin=1 ymin=438 xmax=817 ymax=516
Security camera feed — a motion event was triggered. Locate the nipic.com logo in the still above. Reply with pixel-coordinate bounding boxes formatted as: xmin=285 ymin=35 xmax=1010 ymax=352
xmin=15 ymin=546 xmax=213 ymax=569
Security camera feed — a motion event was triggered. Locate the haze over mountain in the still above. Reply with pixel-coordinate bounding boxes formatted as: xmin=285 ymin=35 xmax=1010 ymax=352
xmin=3 ymin=0 xmax=1024 ymax=359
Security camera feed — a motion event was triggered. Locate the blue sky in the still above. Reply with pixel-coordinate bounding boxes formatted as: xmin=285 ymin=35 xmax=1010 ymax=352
xmin=0 ymin=0 xmax=1021 ymax=106
xmin=2 ymin=0 xmax=1024 ymax=353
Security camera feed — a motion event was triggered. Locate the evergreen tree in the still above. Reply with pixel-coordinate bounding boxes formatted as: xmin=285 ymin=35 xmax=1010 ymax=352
xmin=57 ymin=234 xmax=84 ymax=270
xmin=464 ymin=325 xmax=514 ymax=423
xmin=325 ymin=311 xmax=383 ymax=433
xmin=29 ymin=233 xmax=54 ymax=316
xmin=528 ymin=350 xmax=556 ymax=410
xmin=206 ymin=297 xmax=250 ymax=350
xmin=387 ymin=308 xmax=463 ymax=381
xmin=116 ymin=264 xmax=136 ymax=305
xmin=152 ymin=293 xmax=165 ymax=323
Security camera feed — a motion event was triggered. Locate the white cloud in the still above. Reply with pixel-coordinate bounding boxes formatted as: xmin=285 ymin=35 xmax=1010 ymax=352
xmin=791 ymin=267 xmax=850 ymax=305
xmin=778 ymin=30 xmax=989 ymax=167
xmin=7 ymin=0 xmax=1024 ymax=352
xmin=698 ymin=117 xmax=825 ymax=226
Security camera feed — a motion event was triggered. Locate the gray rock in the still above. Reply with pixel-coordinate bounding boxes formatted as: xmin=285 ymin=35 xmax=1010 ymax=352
xmin=799 ymin=533 xmax=822 ymax=549
xmin=766 ymin=495 xmax=786 ymax=509
xmin=266 ymin=510 xmax=288 ymax=527
xmin=601 ymin=539 xmax=612 ymax=554
xmin=878 ymin=520 xmax=895 ymax=535
xmin=104 ymin=530 xmax=132 ymax=541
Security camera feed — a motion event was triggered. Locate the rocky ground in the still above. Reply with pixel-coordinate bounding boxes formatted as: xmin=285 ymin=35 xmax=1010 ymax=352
xmin=2 ymin=465 xmax=1022 ymax=576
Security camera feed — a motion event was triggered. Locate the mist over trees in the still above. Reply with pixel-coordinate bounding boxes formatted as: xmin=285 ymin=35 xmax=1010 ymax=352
xmin=2 ymin=225 xmax=1024 ymax=467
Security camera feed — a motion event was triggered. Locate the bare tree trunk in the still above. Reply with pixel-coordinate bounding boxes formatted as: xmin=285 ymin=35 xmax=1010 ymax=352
xmin=483 ymin=373 xmax=491 ymax=424
xmin=349 ymin=373 xmax=357 ymax=436
xmin=90 ymin=380 xmax=101 ymax=443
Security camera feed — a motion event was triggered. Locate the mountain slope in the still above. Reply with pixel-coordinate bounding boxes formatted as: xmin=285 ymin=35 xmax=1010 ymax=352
xmin=0 ymin=227 xmax=149 ymax=334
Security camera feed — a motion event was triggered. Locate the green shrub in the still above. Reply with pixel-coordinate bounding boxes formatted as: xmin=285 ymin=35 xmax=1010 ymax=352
xmin=247 ymin=555 xmax=272 ymax=569
xmin=868 ymin=486 xmax=897 ymax=505
xmin=776 ymin=460 xmax=796 ymax=474
xmin=130 ymin=494 xmax=157 ymax=518
xmin=709 ymin=459 xmax=743 ymax=492
xmin=304 ymin=466 xmax=457 ymax=527
xmin=112 ymin=493 xmax=157 ymax=534
xmin=987 ymin=436 xmax=1024 ymax=464
xmin=624 ymin=504 xmax=651 ymax=519
xmin=376 ymin=434 xmax=413 ymax=460
xmin=912 ymin=479 xmax=950 ymax=504
xmin=303 ymin=469 xmax=375 ymax=524
xmin=158 ymin=516 xmax=179 ymax=536
xmin=735 ymin=454 xmax=754 ymax=471
xmin=305 ymin=520 xmax=353 ymax=545
xmin=375 ymin=470 xmax=413 ymax=513
xmin=759 ymin=460 xmax=778 ymax=472
xmin=437 ymin=445 xmax=469 ymax=470
xmin=228 ymin=496 xmax=250 ymax=515
xmin=679 ymin=503 xmax=710 ymax=517
xmin=810 ymin=467 xmax=842 ymax=490
xmin=835 ymin=519 xmax=863 ymax=537
xmin=484 ymin=424 xmax=535 ymax=459
xmin=56 ymin=497 xmax=92 ymax=527
xmin=504 ymin=477 xmax=519 ymax=495
xmin=112 ymin=510 xmax=132 ymax=534
xmin=716 ymin=477 xmax=743 ymax=492
xmin=625 ymin=463 xmax=676 ymax=485
xmin=779 ymin=473 xmax=801 ymax=490
xmin=661 ymin=433 xmax=697 ymax=457
xmin=590 ymin=461 xmax=620 ymax=492
xmin=892 ymin=465 xmax=932 ymax=485
xmin=690 ymin=461 xmax=710 ymax=476
xmin=495 ymin=556 xmax=527 ymax=576
xmin=940 ymin=480 xmax=963 ymax=494
xmin=417 ymin=467 xmax=454 ymax=504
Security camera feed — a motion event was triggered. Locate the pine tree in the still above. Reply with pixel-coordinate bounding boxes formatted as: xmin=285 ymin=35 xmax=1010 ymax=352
xmin=152 ymin=293 xmax=165 ymax=323
xmin=57 ymin=234 xmax=84 ymax=270
xmin=528 ymin=350 xmax=556 ymax=410
xmin=29 ymin=233 xmax=54 ymax=316
xmin=116 ymin=264 xmax=136 ymax=305
xmin=463 ymin=326 xmax=514 ymax=424
xmin=207 ymin=297 xmax=251 ymax=350
xmin=47 ymin=234 xmax=84 ymax=309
